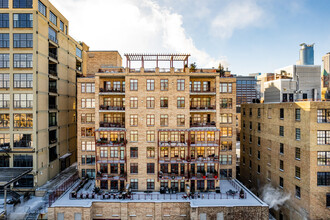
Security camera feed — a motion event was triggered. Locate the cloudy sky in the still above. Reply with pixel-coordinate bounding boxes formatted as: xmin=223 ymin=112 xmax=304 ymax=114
xmin=52 ymin=0 xmax=330 ymax=75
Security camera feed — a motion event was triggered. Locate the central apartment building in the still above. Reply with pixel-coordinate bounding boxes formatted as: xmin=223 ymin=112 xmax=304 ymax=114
xmin=77 ymin=52 xmax=237 ymax=192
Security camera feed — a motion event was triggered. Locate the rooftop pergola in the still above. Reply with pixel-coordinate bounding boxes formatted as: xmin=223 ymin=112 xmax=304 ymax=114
xmin=124 ymin=53 xmax=190 ymax=69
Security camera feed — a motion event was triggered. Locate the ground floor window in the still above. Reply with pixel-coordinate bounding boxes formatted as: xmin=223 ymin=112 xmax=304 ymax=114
xmin=197 ymin=180 xmax=204 ymax=190
xmin=14 ymin=174 xmax=33 ymax=188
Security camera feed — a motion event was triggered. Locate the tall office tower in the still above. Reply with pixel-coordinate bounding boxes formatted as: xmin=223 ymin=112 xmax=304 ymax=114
xmin=0 ymin=0 xmax=87 ymax=189
xmin=77 ymin=52 xmax=237 ymax=192
xmin=322 ymin=53 xmax=330 ymax=100
xmin=240 ymin=102 xmax=330 ymax=220
xmin=298 ymin=43 xmax=314 ymax=65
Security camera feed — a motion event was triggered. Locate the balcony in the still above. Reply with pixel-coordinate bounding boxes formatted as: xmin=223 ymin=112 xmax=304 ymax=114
xmin=189 ymin=172 xmax=219 ymax=180
xmin=189 ymin=155 xmax=219 ymax=162
xmin=49 ymin=86 xmax=57 ymax=93
xmin=99 ymin=122 xmax=125 ymax=128
xmin=49 ymin=104 xmax=57 ymax=109
xmin=96 ymin=138 xmax=126 ymax=146
xmin=159 ymin=141 xmax=188 ymax=147
xmin=190 ymin=88 xmax=216 ymax=95
xmin=96 ymin=172 xmax=126 ymax=180
xmin=96 ymin=156 xmax=125 ymax=164
xmin=158 ymin=172 xmax=188 ymax=180
xmin=190 ymin=105 xmax=216 ymax=111
xmin=190 ymin=122 xmax=216 ymax=127
xmin=99 ymin=105 xmax=125 ymax=112
xmin=49 ymin=51 xmax=57 ymax=60
xmin=49 ymin=138 xmax=57 ymax=145
xmin=99 ymin=88 xmax=125 ymax=94
xmin=190 ymin=139 xmax=219 ymax=146
xmin=159 ymin=156 xmax=187 ymax=163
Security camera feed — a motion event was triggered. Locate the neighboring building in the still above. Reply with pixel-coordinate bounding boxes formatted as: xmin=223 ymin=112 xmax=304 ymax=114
xmin=0 ymin=0 xmax=87 ymax=189
xmin=240 ymin=102 xmax=330 ymax=220
xmin=236 ymin=75 xmax=259 ymax=107
xmin=77 ymin=53 xmax=238 ymax=192
xmin=297 ymin=43 xmax=314 ymax=65
xmin=322 ymin=53 xmax=330 ymax=100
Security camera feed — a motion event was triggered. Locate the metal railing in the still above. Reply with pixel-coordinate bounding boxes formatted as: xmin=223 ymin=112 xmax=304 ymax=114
xmin=99 ymin=88 xmax=125 ymax=93
xmin=99 ymin=122 xmax=125 ymax=128
xmin=190 ymin=105 xmax=216 ymax=110
xmin=99 ymin=105 xmax=125 ymax=111
xmin=190 ymin=122 xmax=216 ymax=127
xmin=190 ymin=88 xmax=216 ymax=93
xmin=49 ymin=52 xmax=57 ymax=60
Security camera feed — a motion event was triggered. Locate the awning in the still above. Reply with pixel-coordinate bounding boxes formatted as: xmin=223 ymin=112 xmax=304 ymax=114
xmin=59 ymin=153 xmax=72 ymax=160
xmin=0 ymin=168 xmax=32 ymax=187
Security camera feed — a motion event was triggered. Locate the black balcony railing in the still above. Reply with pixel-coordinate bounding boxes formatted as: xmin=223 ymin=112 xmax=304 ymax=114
xmin=190 ymin=105 xmax=216 ymax=110
xmin=49 ymin=35 xmax=58 ymax=44
xmin=96 ymin=138 xmax=126 ymax=146
xmin=100 ymin=105 xmax=125 ymax=111
xmin=190 ymin=88 xmax=216 ymax=93
xmin=99 ymin=88 xmax=125 ymax=93
xmin=49 ymin=86 xmax=57 ymax=93
xmin=49 ymin=104 xmax=57 ymax=109
xmin=99 ymin=122 xmax=125 ymax=128
xmin=49 ymin=138 xmax=57 ymax=145
xmin=49 ymin=51 xmax=57 ymax=60
xmin=49 ymin=69 xmax=57 ymax=77
xmin=190 ymin=122 xmax=216 ymax=127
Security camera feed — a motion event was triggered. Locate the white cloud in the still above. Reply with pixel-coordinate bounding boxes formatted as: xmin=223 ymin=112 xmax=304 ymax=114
xmin=211 ymin=0 xmax=264 ymax=38
xmin=51 ymin=0 xmax=227 ymax=68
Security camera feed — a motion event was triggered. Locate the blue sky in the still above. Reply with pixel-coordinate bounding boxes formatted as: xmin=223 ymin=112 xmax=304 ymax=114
xmin=52 ymin=0 xmax=330 ymax=75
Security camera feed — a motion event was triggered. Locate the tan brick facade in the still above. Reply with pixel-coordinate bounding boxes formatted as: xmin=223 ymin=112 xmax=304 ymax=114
xmin=240 ymin=102 xmax=330 ymax=220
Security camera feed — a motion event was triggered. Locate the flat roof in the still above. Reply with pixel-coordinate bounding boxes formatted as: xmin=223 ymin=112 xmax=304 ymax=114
xmin=125 ymin=54 xmax=190 ymax=62
xmin=0 ymin=168 xmax=32 ymax=187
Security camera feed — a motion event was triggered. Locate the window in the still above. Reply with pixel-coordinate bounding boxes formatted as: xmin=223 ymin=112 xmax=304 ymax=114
xmin=220 ymin=83 xmax=232 ymax=93
xmin=160 ymin=114 xmax=168 ymax=126
xmin=295 ymin=109 xmax=301 ymax=121
xmin=76 ymin=47 xmax=82 ymax=58
xmin=257 ymin=108 xmax=261 ymax=117
xmin=13 ymin=74 xmax=32 ymax=89
xmin=220 ymin=127 xmax=232 ymax=137
xmin=81 ymin=113 xmax=95 ymax=124
xmin=147 ymin=163 xmax=154 ymax=174
xmin=49 ymin=112 xmax=57 ymax=126
xmin=220 ymin=114 xmax=232 ymax=124
xmin=279 ymin=177 xmax=284 ymax=188
xmin=160 ymin=79 xmax=168 ymax=91
xmin=220 ymin=141 xmax=232 ymax=151
xmin=13 ymin=0 xmax=32 ymax=8
xmin=0 ymin=0 xmax=8 ymax=8
xmin=279 ymin=126 xmax=284 ymax=136
xmin=130 ymin=115 xmax=138 ymax=126
xmin=257 ymin=165 xmax=260 ymax=173
xmin=14 ymin=174 xmax=33 ymax=188
xmin=0 ymin=54 xmax=9 ymax=68
xmin=130 ymin=163 xmax=138 ymax=174
xmin=257 ymin=151 xmax=260 ymax=159
xmin=295 ymin=147 xmax=301 ymax=160
xmin=81 ymin=99 xmax=95 ymax=108
xmin=317 ymin=109 xmax=330 ymax=123
xmin=0 ymin=74 xmax=9 ymax=88
xmin=0 ymin=114 xmax=10 ymax=128
xmin=280 ymin=143 xmax=284 ymax=154
xmin=38 ymin=1 xmax=46 ymax=16
xmin=177 ymin=97 xmax=185 ymax=108
xmin=177 ymin=114 xmax=185 ymax=127
xmin=0 ymin=14 xmax=9 ymax=28
xmin=279 ymin=160 xmax=284 ymax=171
xmin=13 ymin=155 xmax=32 ymax=167
xmin=48 ymin=27 xmax=57 ymax=43
xmin=49 ymin=146 xmax=57 ymax=162
xmin=0 ymin=34 xmax=9 ymax=48
xmin=146 ymin=115 xmax=155 ymax=126
xmin=146 ymin=97 xmax=154 ymax=109
xmin=0 ymin=94 xmax=9 ymax=108
xmin=13 ymin=54 xmax=33 ymax=68
xmin=130 ymin=179 xmax=138 ymax=190
xmin=0 ymin=155 xmax=9 ymax=167
xmin=130 ymin=131 xmax=138 ymax=142
xmin=130 ymin=147 xmax=138 ymax=158
xmin=160 ymin=97 xmax=168 ymax=108
xmin=249 ymin=108 xmax=252 ymax=116
xmin=60 ymin=21 xmax=64 ymax=32
xmin=295 ymin=166 xmax=301 ymax=179
xmin=13 ymin=14 xmax=33 ymax=28
xmin=295 ymin=186 xmax=301 ymax=198
xmin=220 ymin=98 xmax=232 ymax=109
xmin=14 ymin=113 xmax=33 ymax=128
xmin=177 ymin=79 xmax=185 ymax=91
xmin=14 ymin=93 xmax=33 ymax=108
xmin=280 ymin=108 xmax=284 ymax=119
xmin=146 ymin=79 xmax=154 ymax=91
xmin=317 ymin=131 xmax=330 ymax=145
xmin=317 ymin=172 xmax=330 ymax=186
xmin=80 ymin=127 xmax=95 ymax=137
xmin=296 ymin=128 xmax=301 ymax=140
xmin=130 ymin=79 xmax=138 ymax=91
xmin=81 ymin=141 xmax=95 ymax=151
xmin=267 ymin=170 xmax=271 ymax=180
xmin=130 ymin=97 xmax=138 ymax=109
xmin=81 ymin=83 xmax=95 ymax=93
xmin=317 ymin=152 xmax=330 ymax=166
xmin=327 ymin=194 xmax=330 ymax=207
xmin=147 ymin=179 xmax=154 ymax=190
xmin=49 ymin=11 xmax=57 ymax=25
xmin=147 ymin=147 xmax=155 ymax=158
xmin=258 ymin=123 xmax=261 ymax=131
xmin=0 ymin=133 xmax=9 ymax=149
xmin=146 ymin=131 xmax=155 ymax=142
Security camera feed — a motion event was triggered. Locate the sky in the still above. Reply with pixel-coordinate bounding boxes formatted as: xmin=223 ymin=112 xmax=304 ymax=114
xmin=52 ymin=0 xmax=330 ymax=75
